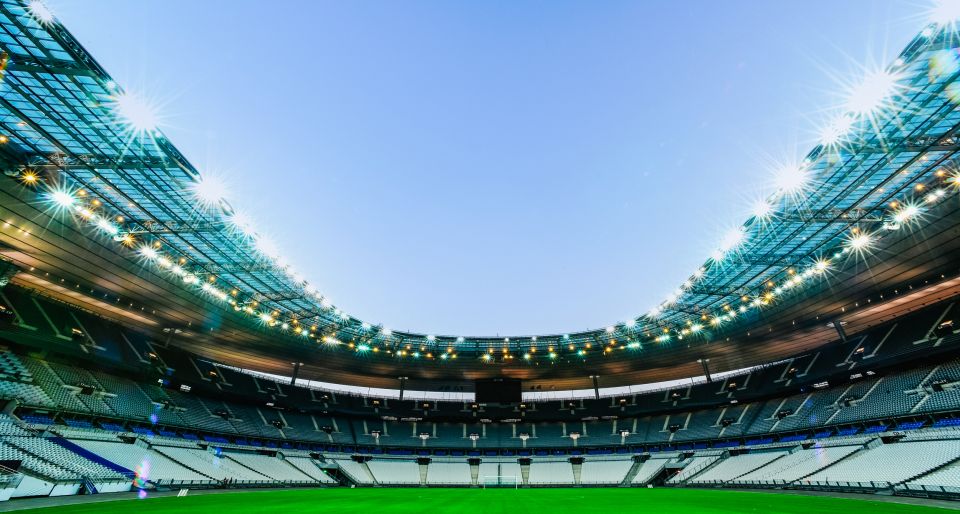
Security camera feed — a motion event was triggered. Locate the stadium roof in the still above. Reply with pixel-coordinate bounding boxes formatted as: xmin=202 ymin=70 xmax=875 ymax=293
xmin=1 ymin=0 xmax=960 ymax=389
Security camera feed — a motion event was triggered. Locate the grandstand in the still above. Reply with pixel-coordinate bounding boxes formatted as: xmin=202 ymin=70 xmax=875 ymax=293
xmin=0 ymin=0 xmax=957 ymax=512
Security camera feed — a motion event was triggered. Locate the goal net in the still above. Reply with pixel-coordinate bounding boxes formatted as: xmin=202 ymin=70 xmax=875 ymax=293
xmin=481 ymin=475 xmax=520 ymax=488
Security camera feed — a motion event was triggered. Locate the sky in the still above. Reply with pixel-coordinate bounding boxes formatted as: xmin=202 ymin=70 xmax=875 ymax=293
xmin=49 ymin=0 xmax=923 ymax=337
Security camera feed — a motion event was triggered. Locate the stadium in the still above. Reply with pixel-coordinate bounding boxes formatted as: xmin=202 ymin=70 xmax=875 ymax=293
xmin=0 ymin=0 xmax=958 ymax=512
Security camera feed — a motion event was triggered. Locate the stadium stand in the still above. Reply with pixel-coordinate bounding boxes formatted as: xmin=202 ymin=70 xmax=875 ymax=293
xmin=527 ymin=461 xmax=574 ymax=485
xmin=631 ymin=456 xmax=675 ymax=485
xmin=688 ymin=451 xmax=788 ymax=484
xmin=425 ymin=461 xmax=473 ymax=486
xmin=579 ymin=458 xmax=634 ymax=485
xmin=666 ymin=455 xmax=722 ymax=484
xmin=149 ymin=446 xmax=271 ymax=484
xmin=367 ymin=460 xmax=421 ymax=485
xmin=226 ymin=452 xmax=317 ymax=483
xmin=67 ymin=439 xmax=214 ymax=485
xmin=799 ymin=440 xmax=960 ymax=488
xmin=730 ymin=445 xmax=862 ymax=485
xmin=899 ymin=459 xmax=960 ymax=496
xmin=333 ymin=458 xmax=376 ymax=485
xmin=284 ymin=456 xmax=338 ymax=484
xmin=0 ymin=6 xmax=956 ymax=503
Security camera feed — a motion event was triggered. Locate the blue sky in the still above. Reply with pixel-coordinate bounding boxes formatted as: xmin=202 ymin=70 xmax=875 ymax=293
xmin=53 ymin=0 xmax=921 ymax=336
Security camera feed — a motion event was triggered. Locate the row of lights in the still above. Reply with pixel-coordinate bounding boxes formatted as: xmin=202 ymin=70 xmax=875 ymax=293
xmin=631 ymin=6 xmax=960 ymax=337
xmin=21 ymin=110 xmax=960 ymax=361
xmin=12 ymin=0 xmax=960 ymax=362
xmin=23 ymin=162 xmax=957 ymax=363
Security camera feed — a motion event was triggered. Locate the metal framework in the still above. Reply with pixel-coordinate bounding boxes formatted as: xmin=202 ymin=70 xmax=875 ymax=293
xmin=0 ymin=0 xmax=958 ymax=363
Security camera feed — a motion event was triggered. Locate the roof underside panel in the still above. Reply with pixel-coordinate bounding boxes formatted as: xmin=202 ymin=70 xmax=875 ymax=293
xmin=0 ymin=0 xmax=958 ymax=364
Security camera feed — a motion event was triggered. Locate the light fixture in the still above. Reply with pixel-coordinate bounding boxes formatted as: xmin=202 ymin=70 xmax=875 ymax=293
xmin=929 ymin=0 xmax=960 ymax=25
xmin=814 ymin=258 xmax=830 ymax=273
xmin=848 ymin=232 xmax=873 ymax=251
xmin=773 ymin=163 xmax=809 ymax=195
xmin=24 ymin=10 xmax=956 ymax=364
xmin=190 ymin=173 xmax=229 ymax=209
xmin=228 ymin=211 xmax=256 ymax=237
xmin=893 ymin=204 xmax=920 ymax=224
xmin=95 ymin=217 xmax=119 ymax=235
xmin=111 ymin=91 xmax=159 ymax=135
xmin=27 ymin=0 xmax=55 ymax=24
xmin=254 ymin=236 xmax=281 ymax=259
xmin=751 ymin=199 xmax=773 ymax=220
xmin=19 ymin=171 xmax=39 ymax=185
xmin=139 ymin=245 xmax=159 ymax=260
xmin=49 ymin=189 xmax=75 ymax=209
xmin=718 ymin=227 xmax=746 ymax=253
xmin=819 ymin=114 xmax=854 ymax=146
xmin=845 ymin=69 xmax=902 ymax=116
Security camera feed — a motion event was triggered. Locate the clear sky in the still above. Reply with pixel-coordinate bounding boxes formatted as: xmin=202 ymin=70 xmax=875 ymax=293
xmin=50 ymin=0 xmax=922 ymax=337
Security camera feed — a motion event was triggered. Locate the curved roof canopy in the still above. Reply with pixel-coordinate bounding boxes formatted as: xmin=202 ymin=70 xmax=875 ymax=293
xmin=1 ymin=1 xmax=960 ymax=388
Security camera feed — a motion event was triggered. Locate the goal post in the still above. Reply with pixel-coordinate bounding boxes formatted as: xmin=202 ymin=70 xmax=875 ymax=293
xmin=481 ymin=475 xmax=520 ymax=488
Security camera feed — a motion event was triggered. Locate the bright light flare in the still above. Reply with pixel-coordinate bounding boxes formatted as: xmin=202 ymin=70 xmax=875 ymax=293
xmin=893 ymin=204 xmax=921 ymax=224
xmin=814 ymin=258 xmax=830 ymax=273
xmin=773 ymin=163 xmax=810 ymax=194
xmin=139 ymin=245 xmax=159 ymax=260
xmin=27 ymin=0 xmax=55 ymax=24
xmin=819 ymin=114 xmax=854 ymax=146
xmin=96 ymin=217 xmax=119 ymax=235
xmin=190 ymin=173 xmax=229 ymax=209
xmin=845 ymin=69 xmax=903 ymax=116
xmin=19 ymin=171 xmax=39 ymax=185
xmin=929 ymin=0 xmax=960 ymax=25
xmin=253 ymin=236 xmax=281 ymax=259
xmin=228 ymin=210 xmax=256 ymax=238
xmin=847 ymin=231 xmax=874 ymax=252
xmin=718 ymin=226 xmax=746 ymax=253
xmin=111 ymin=91 xmax=160 ymax=135
xmin=751 ymin=199 xmax=774 ymax=220
xmin=49 ymin=189 xmax=75 ymax=209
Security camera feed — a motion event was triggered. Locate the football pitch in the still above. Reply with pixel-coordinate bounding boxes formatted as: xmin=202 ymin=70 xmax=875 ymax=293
xmin=17 ymin=488 xmax=957 ymax=514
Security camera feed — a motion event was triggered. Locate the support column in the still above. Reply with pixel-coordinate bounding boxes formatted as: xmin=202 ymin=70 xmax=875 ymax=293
xmin=290 ymin=362 xmax=301 ymax=386
xmin=832 ymin=320 xmax=848 ymax=342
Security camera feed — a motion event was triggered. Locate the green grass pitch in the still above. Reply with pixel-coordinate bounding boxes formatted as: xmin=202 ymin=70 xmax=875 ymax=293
xmin=18 ymin=488 xmax=957 ymax=514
